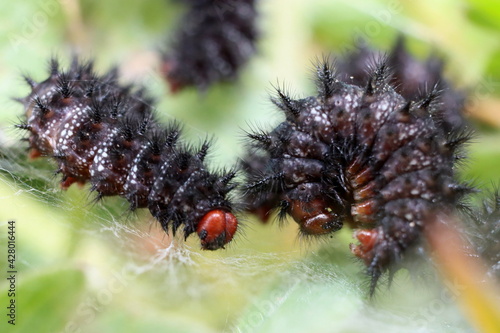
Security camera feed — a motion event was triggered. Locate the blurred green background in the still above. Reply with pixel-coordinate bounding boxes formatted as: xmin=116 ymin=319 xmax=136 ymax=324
xmin=0 ymin=0 xmax=499 ymax=332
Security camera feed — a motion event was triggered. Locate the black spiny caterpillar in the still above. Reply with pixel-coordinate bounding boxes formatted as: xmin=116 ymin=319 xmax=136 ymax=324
xmin=162 ymin=0 xmax=258 ymax=92
xmin=16 ymin=58 xmax=239 ymax=250
xmin=242 ymin=58 xmax=473 ymax=292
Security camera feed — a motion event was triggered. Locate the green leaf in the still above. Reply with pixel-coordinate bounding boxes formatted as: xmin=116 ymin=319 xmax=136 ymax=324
xmin=0 ymin=268 xmax=86 ymax=333
xmin=466 ymin=0 xmax=500 ymax=31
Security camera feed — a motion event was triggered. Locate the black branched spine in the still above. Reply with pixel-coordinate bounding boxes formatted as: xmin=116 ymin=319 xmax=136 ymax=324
xmin=17 ymin=57 xmax=239 ymax=250
xmin=162 ymin=0 xmax=258 ymax=92
xmin=243 ymin=57 xmax=473 ymax=293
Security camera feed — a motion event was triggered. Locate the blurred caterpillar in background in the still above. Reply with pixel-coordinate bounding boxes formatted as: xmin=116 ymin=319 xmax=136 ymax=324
xmin=16 ymin=58 xmax=239 ymax=250
xmin=161 ymin=0 xmax=258 ymax=92
xmin=468 ymin=191 xmax=500 ymax=280
xmin=242 ymin=40 xmax=474 ymax=293
xmin=336 ymin=37 xmax=467 ymax=133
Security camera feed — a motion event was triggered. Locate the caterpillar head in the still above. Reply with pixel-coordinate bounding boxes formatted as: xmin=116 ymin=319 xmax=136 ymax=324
xmin=197 ymin=209 xmax=238 ymax=250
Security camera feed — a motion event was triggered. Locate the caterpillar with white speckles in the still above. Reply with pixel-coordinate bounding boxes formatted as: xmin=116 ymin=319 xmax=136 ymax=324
xmin=242 ymin=55 xmax=474 ymax=293
xmin=16 ymin=57 xmax=239 ymax=250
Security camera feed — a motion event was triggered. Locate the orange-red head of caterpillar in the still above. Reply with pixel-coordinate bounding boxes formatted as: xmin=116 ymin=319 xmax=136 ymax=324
xmin=197 ymin=209 xmax=238 ymax=250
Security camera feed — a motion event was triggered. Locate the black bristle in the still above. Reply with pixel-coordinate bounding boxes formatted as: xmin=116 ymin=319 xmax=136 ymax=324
xmin=445 ymin=127 xmax=474 ymax=151
xmin=418 ymin=83 xmax=442 ymax=110
xmin=33 ymin=96 xmax=50 ymax=114
xmin=89 ymin=100 xmax=103 ymax=123
xmin=196 ymin=140 xmax=211 ymax=162
xmin=220 ymin=170 xmax=237 ymax=185
xmin=277 ymin=200 xmax=290 ymax=223
xmin=49 ymin=58 xmax=59 ymax=76
xmin=84 ymin=78 xmax=97 ymax=97
xmin=246 ymin=172 xmax=284 ymax=192
xmin=248 ymin=131 xmax=272 ymax=148
xmin=366 ymin=59 xmax=391 ymax=95
xmin=22 ymin=74 xmax=37 ymax=89
xmin=120 ymin=121 xmax=136 ymax=142
xmin=316 ymin=59 xmax=337 ymax=99
xmin=272 ymin=87 xmax=300 ymax=118
xmin=57 ymin=72 xmax=73 ymax=98
xmin=15 ymin=122 xmax=31 ymax=130
xmin=108 ymin=97 xmax=122 ymax=119
xmin=165 ymin=123 xmax=181 ymax=148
